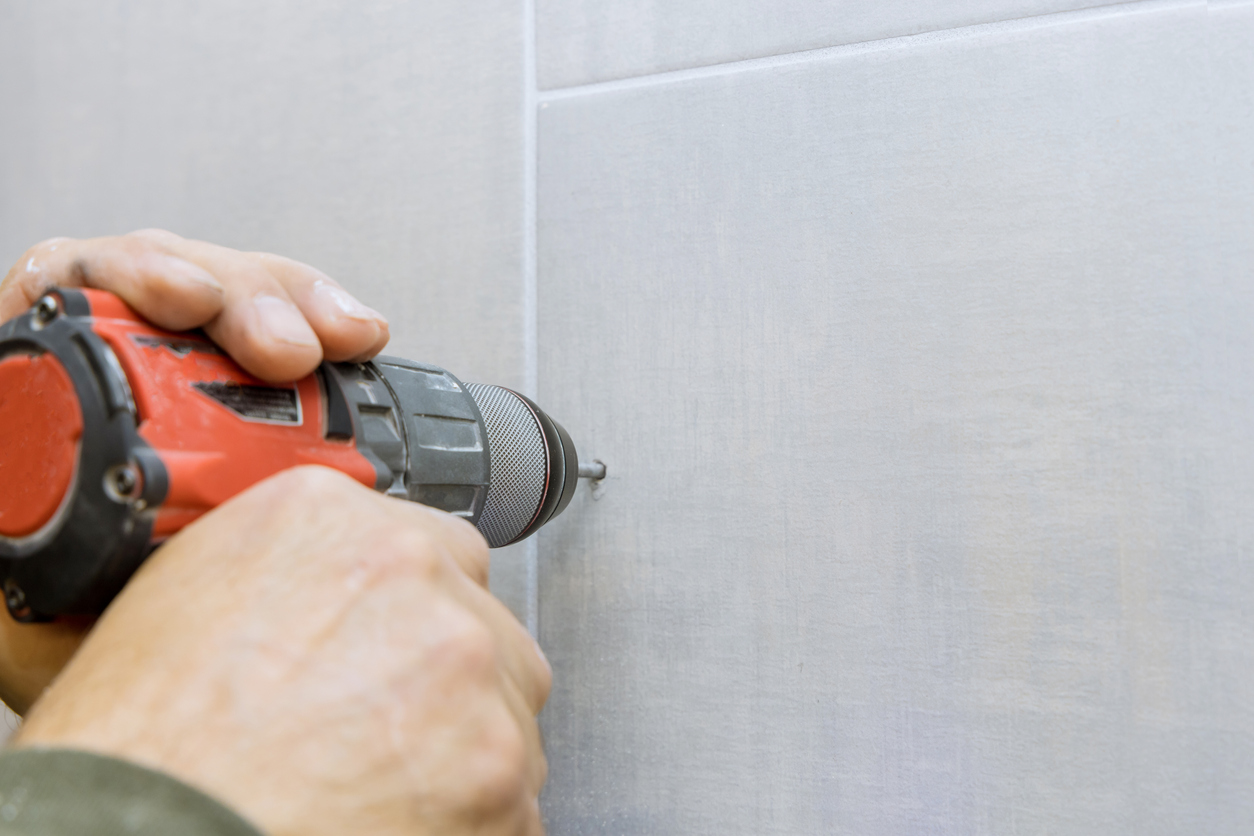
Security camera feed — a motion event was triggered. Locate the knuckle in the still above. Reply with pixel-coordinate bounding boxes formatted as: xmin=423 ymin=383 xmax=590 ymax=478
xmin=444 ymin=616 xmax=498 ymax=679
xmin=407 ymin=537 xmax=451 ymax=584
xmin=457 ymin=521 xmax=491 ymax=575
xmin=502 ymin=621 xmax=552 ymax=711
xmin=247 ymin=466 xmax=368 ymax=523
xmin=249 ymin=251 xmax=331 ymax=291
xmin=26 ymin=238 xmax=67 ymax=259
xmin=382 ymin=510 xmax=465 ymax=580
xmin=395 ymin=504 xmax=487 ymax=580
xmin=530 ymin=650 xmax=553 ymax=709
xmin=106 ymin=234 xmax=168 ymax=275
xmin=424 ymin=607 xmax=498 ymax=685
xmin=246 ymin=471 xmax=477 ymax=585
xmin=465 ymin=712 xmax=529 ymax=812
xmin=68 ymin=257 xmax=90 ymax=285
xmin=7 ymin=241 xmax=61 ymax=284
xmin=359 ymin=527 xmax=446 ymax=585
xmin=229 ymin=262 xmax=287 ymax=299
xmin=255 ymin=252 xmax=306 ymax=273
xmin=429 ymin=512 xmax=490 ymax=583
xmin=126 ymin=228 xmax=182 ymax=247
xmin=4 ymin=239 xmax=71 ymax=299
xmin=536 ymin=751 xmax=549 ymax=792
xmin=114 ymin=233 xmax=154 ymax=256
xmin=270 ymin=464 xmax=358 ymax=500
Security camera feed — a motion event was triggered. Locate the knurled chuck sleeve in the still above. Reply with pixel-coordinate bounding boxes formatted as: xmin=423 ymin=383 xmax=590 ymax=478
xmin=321 ymin=357 xmax=578 ymax=547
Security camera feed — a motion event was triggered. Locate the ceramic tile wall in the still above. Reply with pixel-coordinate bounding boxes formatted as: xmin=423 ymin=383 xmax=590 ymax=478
xmin=535 ymin=2 xmax=1253 ymax=832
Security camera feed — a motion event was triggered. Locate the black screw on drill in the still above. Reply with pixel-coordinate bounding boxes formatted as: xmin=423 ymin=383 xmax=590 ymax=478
xmin=105 ymin=464 xmax=141 ymax=502
xmin=4 ymin=579 xmax=31 ymax=621
xmin=33 ymin=294 xmax=60 ymax=327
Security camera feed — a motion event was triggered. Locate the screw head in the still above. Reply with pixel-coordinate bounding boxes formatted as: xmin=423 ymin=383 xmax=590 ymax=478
xmin=114 ymin=467 xmax=137 ymax=495
xmin=33 ymin=294 xmax=60 ymax=326
xmin=104 ymin=464 xmax=142 ymax=502
xmin=4 ymin=580 xmax=29 ymax=618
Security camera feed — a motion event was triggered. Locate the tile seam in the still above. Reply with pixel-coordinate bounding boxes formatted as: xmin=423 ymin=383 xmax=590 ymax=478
xmin=536 ymin=0 xmax=1200 ymax=102
xmin=522 ymin=0 xmax=540 ymax=637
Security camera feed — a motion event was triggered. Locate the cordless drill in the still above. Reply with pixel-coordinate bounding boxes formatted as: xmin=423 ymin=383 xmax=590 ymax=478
xmin=0 ymin=288 xmax=590 ymax=621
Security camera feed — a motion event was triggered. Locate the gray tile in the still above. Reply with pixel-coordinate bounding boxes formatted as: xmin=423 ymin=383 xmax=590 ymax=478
xmin=0 ymin=0 xmax=532 ymax=624
xmin=0 ymin=0 xmax=526 ymax=390
xmin=537 ymin=2 xmax=1252 ymax=833
xmin=537 ymin=0 xmax=1119 ymax=89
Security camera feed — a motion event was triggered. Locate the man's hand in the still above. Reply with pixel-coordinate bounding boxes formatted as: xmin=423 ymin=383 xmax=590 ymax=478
xmin=0 ymin=230 xmax=391 ymax=712
xmin=14 ymin=467 xmax=551 ymax=836
xmin=2 ymin=229 xmax=389 ymax=381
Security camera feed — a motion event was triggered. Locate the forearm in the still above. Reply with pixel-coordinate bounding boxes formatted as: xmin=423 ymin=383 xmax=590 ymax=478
xmin=0 ymin=749 xmax=262 ymax=836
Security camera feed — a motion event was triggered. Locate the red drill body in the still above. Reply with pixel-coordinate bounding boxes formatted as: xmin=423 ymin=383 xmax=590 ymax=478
xmin=0 ymin=289 xmax=579 ymax=619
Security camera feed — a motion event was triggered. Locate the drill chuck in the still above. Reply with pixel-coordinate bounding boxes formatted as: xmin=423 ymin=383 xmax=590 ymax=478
xmin=0 ymin=288 xmax=583 ymax=619
xmin=320 ymin=359 xmax=578 ymax=549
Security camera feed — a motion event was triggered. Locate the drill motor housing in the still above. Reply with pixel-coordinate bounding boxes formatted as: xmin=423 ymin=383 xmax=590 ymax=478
xmin=0 ymin=288 xmax=577 ymax=620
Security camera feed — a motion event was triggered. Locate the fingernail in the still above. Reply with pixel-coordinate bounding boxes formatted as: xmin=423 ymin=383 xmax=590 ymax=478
xmin=312 ymin=280 xmax=388 ymax=325
xmin=253 ymin=294 xmax=319 ymax=347
xmin=152 ymin=254 xmax=224 ymax=296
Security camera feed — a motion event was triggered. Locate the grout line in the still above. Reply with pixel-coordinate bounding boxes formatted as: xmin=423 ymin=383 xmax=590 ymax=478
xmin=521 ymin=0 xmax=540 ymax=638
xmin=522 ymin=3 xmax=538 ymax=403
xmin=525 ymin=529 xmax=538 ymax=637
xmin=537 ymin=0 xmax=1198 ymax=103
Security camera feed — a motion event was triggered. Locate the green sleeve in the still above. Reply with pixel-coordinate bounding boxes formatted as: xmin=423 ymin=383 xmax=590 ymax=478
xmin=0 ymin=748 xmax=263 ymax=836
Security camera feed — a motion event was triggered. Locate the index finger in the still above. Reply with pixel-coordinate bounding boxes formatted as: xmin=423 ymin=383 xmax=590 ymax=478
xmin=1 ymin=236 xmax=226 ymax=330
xmin=2 ymin=231 xmax=390 ymax=383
